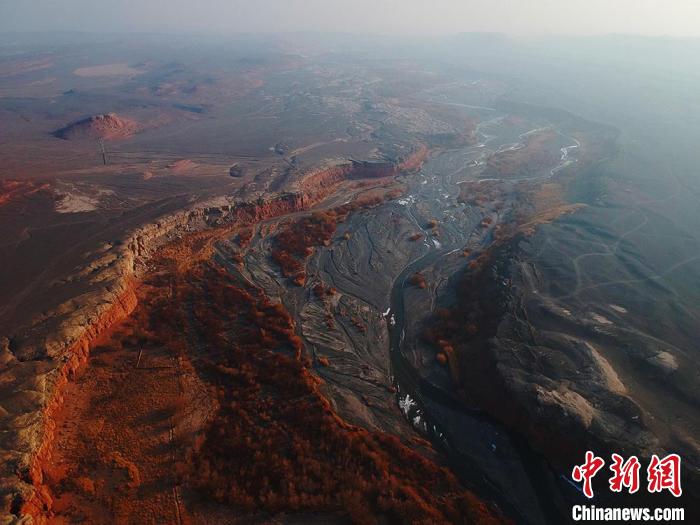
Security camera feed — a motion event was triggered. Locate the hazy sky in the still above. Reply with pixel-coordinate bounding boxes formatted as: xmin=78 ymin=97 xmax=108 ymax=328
xmin=1 ymin=0 xmax=699 ymax=37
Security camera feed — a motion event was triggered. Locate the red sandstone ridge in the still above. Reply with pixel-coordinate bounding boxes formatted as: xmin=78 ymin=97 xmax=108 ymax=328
xmin=297 ymin=145 xmax=430 ymax=202
xmin=24 ymin=283 xmax=139 ymax=519
xmin=53 ymin=112 xmax=139 ymax=140
xmin=0 ymin=279 xmax=139 ymax=521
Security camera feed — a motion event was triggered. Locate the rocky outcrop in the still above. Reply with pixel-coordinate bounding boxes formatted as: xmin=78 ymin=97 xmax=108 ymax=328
xmin=0 ymin=258 xmax=144 ymax=521
xmin=53 ymin=113 xmax=138 ymax=141
xmin=5 ymin=282 xmax=138 ymax=521
xmin=202 ymin=192 xmax=306 ymax=228
xmin=295 ymin=145 xmax=429 ymax=202
xmin=228 ymin=164 xmax=244 ymax=177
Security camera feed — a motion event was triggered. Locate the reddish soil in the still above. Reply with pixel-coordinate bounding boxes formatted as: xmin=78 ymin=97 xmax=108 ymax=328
xmin=0 ymin=180 xmax=51 ymax=207
xmin=44 ymin=312 xmax=201 ymax=524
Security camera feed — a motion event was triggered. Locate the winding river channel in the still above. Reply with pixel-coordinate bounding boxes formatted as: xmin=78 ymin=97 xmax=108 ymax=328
xmin=383 ymin=130 xmax=585 ymax=523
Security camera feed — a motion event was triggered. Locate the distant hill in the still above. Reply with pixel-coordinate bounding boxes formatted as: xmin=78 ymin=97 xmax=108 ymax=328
xmin=53 ymin=112 xmax=138 ymax=140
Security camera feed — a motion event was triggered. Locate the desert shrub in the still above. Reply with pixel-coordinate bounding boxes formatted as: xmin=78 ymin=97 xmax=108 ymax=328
xmin=408 ymin=272 xmax=427 ymax=289
xmin=237 ymin=228 xmax=253 ymax=247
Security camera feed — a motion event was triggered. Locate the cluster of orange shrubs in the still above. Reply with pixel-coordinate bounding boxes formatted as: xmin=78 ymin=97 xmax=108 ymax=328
xmin=408 ymin=272 xmax=427 ymax=289
xmin=271 ymin=192 xmax=400 ymax=286
xmin=312 ymin=282 xmax=336 ymax=298
xmin=149 ymin=261 xmax=504 ymax=524
xmin=271 ymin=211 xmax=338 ymax=285
xmin=422 ymin=249 xmax=499 ymax=389
xmin=236 ymin=227 xmax=254 ymax=247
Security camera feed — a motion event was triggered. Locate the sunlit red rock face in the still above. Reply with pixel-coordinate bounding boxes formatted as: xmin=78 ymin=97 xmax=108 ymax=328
xmin=52 ymin=113 xmax=139 ymax=140
xmin=20 ymin=282 xmax=139 ymax=519
xmin=297 ymin=145 xmax=429 ymax=202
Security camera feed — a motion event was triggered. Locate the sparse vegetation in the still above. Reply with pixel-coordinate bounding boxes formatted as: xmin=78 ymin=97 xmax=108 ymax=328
xmin=313 ymin=283 xmax=336 ymax=299
xmin=422 ymin=246 xmax=503 ymax=387
xmin=144 ymin=261 xmax=502 ymax=524
xmin=271 ymin=193 xmax=401 ymax=285
xmin=237 ymin=228 xmax=253 ymax=247
xmin=408 ymin=272 xmax=427 ymax=289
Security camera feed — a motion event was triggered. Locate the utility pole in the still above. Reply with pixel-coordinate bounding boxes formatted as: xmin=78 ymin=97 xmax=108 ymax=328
xmin=98 ymin=138 xmax=107 ymax=165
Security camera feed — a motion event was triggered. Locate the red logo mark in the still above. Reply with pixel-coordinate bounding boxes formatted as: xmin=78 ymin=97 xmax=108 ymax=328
xmin=647 ymin=453 xmax=682 ymax=497
xmin=609 ymin=453 xmax=641 ymax=494
xmin=572 ymin=451 xmax=606 ymax=498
